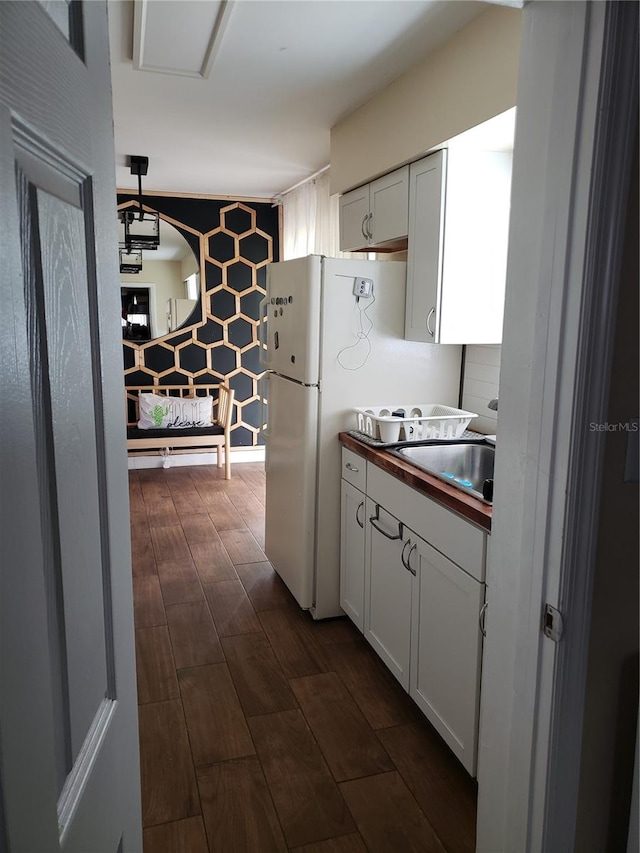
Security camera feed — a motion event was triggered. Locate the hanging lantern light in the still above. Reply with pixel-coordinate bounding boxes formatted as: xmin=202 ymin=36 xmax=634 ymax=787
xmin=117 ymin=155 xmax=160 ymax=266
xmin=119 ymin=247 xmax=143 ymax=274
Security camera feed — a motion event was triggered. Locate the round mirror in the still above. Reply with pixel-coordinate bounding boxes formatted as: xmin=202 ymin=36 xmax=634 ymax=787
xmin=119 ymin=213 xmax=200 ymax=342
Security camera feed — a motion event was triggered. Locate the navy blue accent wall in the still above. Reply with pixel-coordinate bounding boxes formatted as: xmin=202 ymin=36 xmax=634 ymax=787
xmin=119 ymin=193 xmax=279 ymax=446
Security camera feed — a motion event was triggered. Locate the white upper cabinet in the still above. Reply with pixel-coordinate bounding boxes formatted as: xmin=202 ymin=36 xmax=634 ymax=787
xmin=404 ymin=152 xmax=446 ymax=342
xmin=339 ymin=184 xmax=369 ymax=251
xmin=339 ymin=166 xmax=409 ymax=251
xmin=405 ymin=148 xmax=513 ymax=344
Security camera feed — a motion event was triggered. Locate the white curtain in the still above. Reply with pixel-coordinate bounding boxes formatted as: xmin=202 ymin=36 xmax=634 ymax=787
xmin=280 ymin=169 xmax=355 ymax=260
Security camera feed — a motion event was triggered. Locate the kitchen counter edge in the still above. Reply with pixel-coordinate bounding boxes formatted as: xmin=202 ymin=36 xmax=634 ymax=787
xmin=339 ymin=432 xmax=492 ymax=533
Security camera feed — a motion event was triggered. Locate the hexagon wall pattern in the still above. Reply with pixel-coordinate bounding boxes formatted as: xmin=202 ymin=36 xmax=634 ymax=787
xmin=120 ymin=195 xmax=280 ymax=446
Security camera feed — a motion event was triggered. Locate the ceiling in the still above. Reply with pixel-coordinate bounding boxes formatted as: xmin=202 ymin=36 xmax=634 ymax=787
xmin=108 ymin=0 xmax=487 ymax=199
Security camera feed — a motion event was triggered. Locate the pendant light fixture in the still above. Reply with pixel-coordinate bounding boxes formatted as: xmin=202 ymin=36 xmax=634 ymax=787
xmin=119 ymin=247 xmax=143 ymax=274
xmin=119 ymin=154 xmax=159 ymax=273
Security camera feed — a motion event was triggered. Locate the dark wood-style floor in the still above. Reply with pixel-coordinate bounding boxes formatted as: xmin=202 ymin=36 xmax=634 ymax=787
xmin=129 ymin=462 xmax=477 ymax=853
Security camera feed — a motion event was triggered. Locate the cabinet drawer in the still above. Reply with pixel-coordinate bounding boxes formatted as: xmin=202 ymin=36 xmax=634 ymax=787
xmin=366 ymin=462 xmax=485 ymax=581
xmin=341 ymin=448 xmax=366 ymax=491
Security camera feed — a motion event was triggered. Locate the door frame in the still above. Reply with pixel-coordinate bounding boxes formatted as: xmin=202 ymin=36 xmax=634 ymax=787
xmin=537 ymin=3 xmax=638 ymax=849
xmin=476 ymin=2 xmax=638 ymax=850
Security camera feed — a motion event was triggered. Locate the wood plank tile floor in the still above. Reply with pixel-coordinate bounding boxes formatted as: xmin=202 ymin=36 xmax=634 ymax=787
xmin=130 ymin=463 xmax=477 ymax=853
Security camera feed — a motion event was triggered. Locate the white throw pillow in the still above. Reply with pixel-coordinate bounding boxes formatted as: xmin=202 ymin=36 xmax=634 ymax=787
xmin=137 ymin=393 xmax=214 ymax=429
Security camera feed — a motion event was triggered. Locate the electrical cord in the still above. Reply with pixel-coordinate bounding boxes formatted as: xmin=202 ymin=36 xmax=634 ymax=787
xmin=336 ymin=292 xmax=376 ymax=370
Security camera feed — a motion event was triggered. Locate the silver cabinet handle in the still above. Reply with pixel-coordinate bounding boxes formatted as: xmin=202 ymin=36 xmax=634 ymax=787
xmin=345 ymin=462 xmax=359 ymax=473
xmin=361 ymin=215 xmax=369 ymax=241
xmin=426 ymin=307 xmax=435 ymax=338
xmin=367 ymin=212 xmax=373 ymax=240
xmin=355 ymin=500 xmax=364 ymax=529
xmin=479 ymin=601 xmax=488 ymax=637
xmin=401 ymin=540 xmax=417 ymax=576
xmin=369 ymin=504 xmax=403 ymax=540
xmin=405 ymin=542 xmax=417 ymax=576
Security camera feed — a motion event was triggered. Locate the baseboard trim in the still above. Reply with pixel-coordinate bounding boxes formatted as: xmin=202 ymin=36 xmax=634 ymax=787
xmin=127 ymin=447 xmax=265 ymax=469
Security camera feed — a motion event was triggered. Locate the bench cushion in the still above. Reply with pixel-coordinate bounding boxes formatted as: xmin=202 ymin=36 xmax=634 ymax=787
xmin=127 ymin=425 xmax=224 ymax=441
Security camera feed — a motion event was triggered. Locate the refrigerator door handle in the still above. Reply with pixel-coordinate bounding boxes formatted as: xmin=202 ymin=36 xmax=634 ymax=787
xmin=259 ymin=373 xmax=271 ymax=437
xmin=258 ymin=296 xmax=269 ymax=367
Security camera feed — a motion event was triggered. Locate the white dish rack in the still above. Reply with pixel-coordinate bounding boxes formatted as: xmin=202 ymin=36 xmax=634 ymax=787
xmin=353 ymin=403 xmax=477 ymax=443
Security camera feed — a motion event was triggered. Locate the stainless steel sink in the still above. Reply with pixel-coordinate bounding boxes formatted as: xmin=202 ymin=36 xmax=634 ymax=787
xmin=395 ymin=442 xmax=495 ymax=502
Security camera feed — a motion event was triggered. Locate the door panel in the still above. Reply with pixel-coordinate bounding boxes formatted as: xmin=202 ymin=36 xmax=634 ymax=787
xmin=339 ymin=184 xmax=370 ymax=251
xmin=410 ymin=535 xmax=484 ymax=775
xmin=405 ymin=151 xmax=446 ymax=342
xmin=364 ymin=498 xmax=412 ymax=689
xmin=0 ymin=3 xmax=141 ymax=850
xmin=369 ymin=165 xmax=409 ymax=244
xmin=35 ymin=186 xmax=110 ymax=764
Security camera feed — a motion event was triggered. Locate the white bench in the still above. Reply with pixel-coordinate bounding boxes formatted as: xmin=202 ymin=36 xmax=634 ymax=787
xmin=126 ymin=384 xmax=235 ymax=479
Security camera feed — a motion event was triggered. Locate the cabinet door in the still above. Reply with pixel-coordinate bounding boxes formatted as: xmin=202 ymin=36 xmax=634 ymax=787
xmin=405 ymin=150 xmax=446 ymax=342
xmin=339 ymin=184 xmax=370 ymax=251
xmin=369 ymin=165 xmax=409 ymax=246
xmin=439 ymin=149 xmax=512 ymax=344
xmin=340 ymin=480 xmax=366 ymax=631
xmin=409 ymin=533 xmax=484 ymax=775
xmin=364 ymin=499 xmax=413 ymax=689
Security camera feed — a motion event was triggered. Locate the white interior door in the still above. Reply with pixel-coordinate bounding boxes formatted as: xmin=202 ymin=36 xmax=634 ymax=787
xmin=0 ymin=3 xmax=141 ymax=851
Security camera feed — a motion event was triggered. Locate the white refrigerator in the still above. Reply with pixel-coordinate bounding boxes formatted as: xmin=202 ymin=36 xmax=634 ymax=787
xmin=261 ymin=255 xmax=460 ymax=619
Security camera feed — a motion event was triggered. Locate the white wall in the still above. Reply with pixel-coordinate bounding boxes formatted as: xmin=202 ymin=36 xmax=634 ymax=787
xmin=121 ymin=258 xmax=184 ymax=337
xmin=330 ymin=5 xmax=521 ymax=194
xmin=461 ymin=345 xmax=500 ymax=435
xmin=180 ymin=251 xmax=198 ymax=280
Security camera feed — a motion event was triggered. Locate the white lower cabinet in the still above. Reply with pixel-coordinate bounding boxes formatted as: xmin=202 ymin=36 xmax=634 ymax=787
xmin=339 ymin=452 xmax=487 ymax=776
xmin=339 ymin=479 xmax=366 ymax=630
xmin=409 ymin=532 xmax=484 ymax=775
xmin=364 ymin=498 xmax=413 ymax=689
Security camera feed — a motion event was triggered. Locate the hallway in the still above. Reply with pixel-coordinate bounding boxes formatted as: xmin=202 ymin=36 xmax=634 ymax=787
xmin=130 ymin=463 xmax=476 ymax=852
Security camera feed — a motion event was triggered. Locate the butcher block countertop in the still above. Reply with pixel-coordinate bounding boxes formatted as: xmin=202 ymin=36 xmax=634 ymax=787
xmin=339 ymin=432 xmax=492 ymax=533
